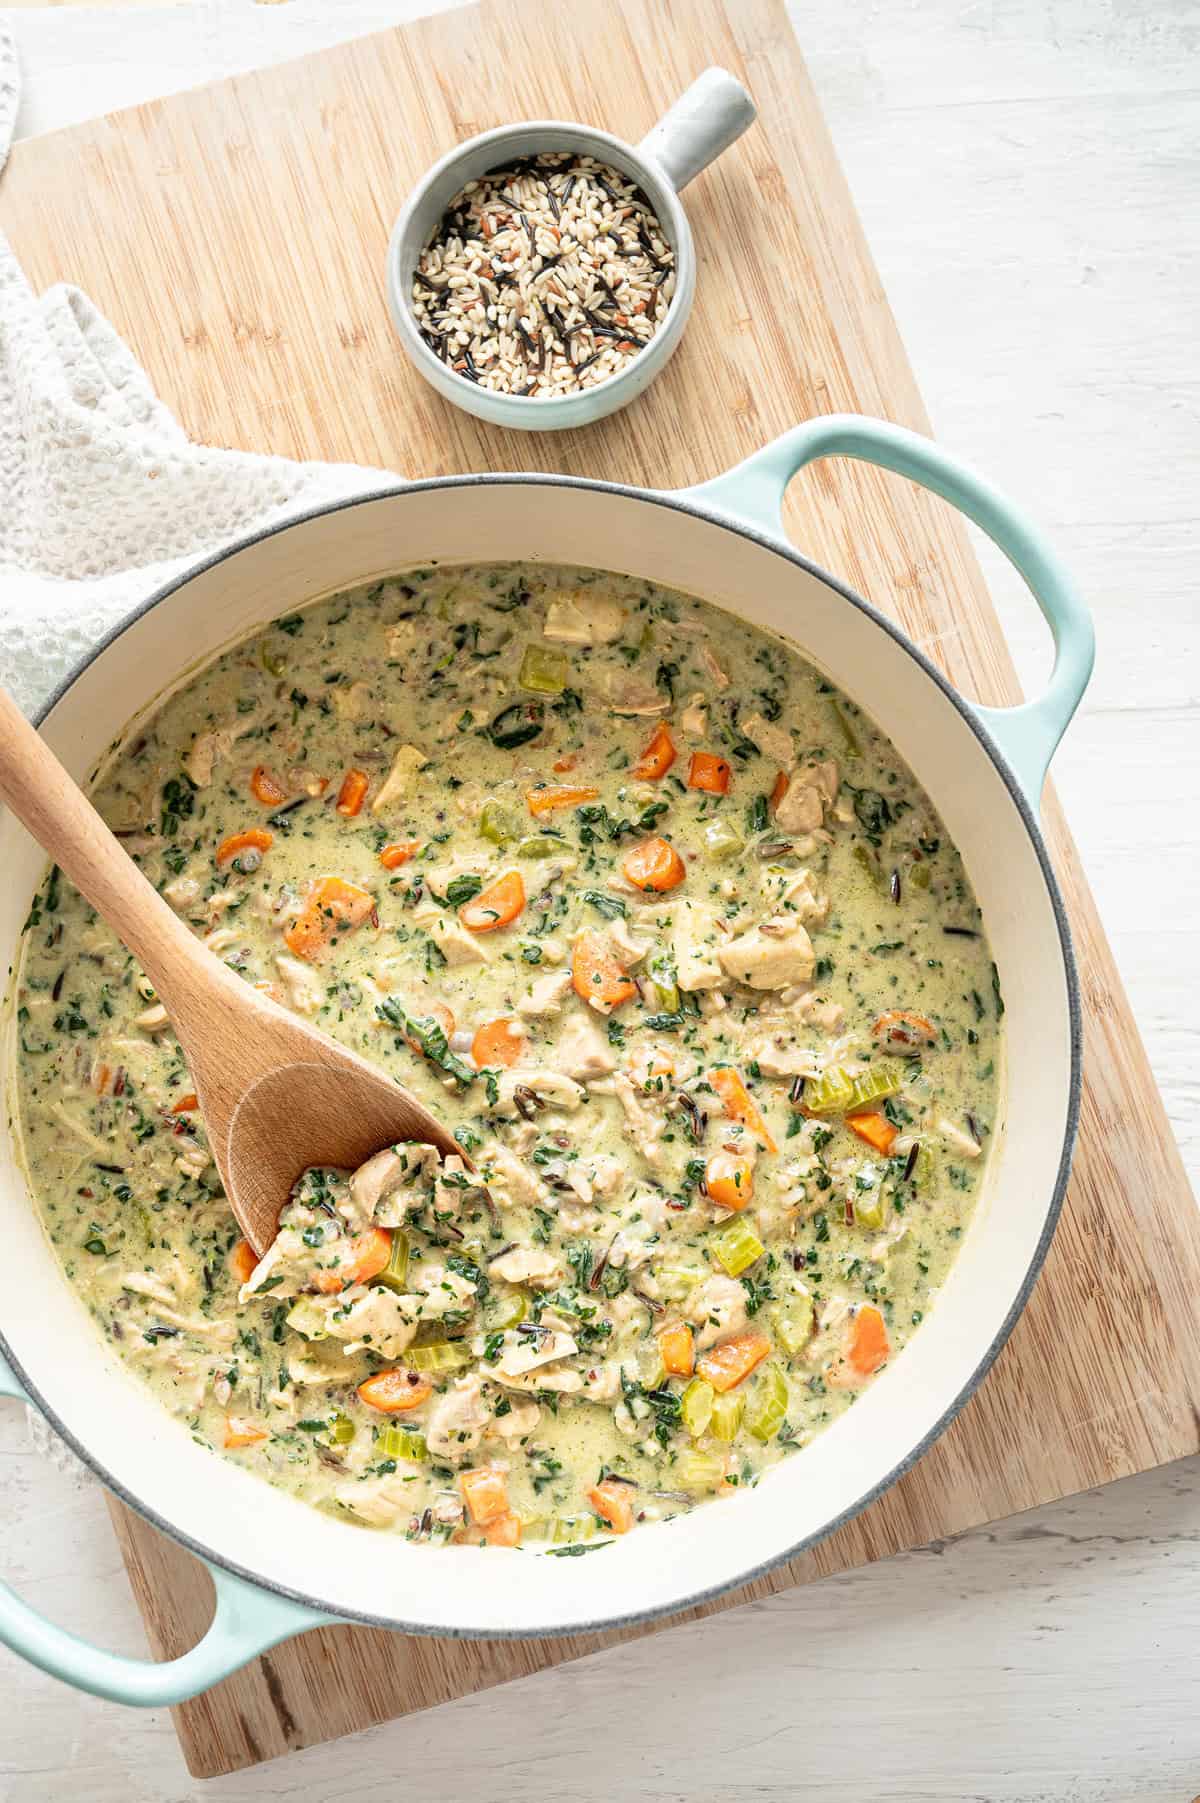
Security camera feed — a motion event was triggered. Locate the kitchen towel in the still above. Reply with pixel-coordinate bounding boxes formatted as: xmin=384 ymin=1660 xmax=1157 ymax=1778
xmin=0 ymin=25 xmax=393 ymax=718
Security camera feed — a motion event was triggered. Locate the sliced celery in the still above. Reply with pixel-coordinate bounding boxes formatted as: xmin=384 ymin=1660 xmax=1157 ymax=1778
xmin=407 ymin=1340 xmax=473 ymax=1373
xmin=676 ymin=1450 xmax=728 ymax=1492
xmin=702 ymin=816 xmax=745 ymax=861
xmin=830 ymin=702 xmax=861 ymax=757
xmin=854 ymin=1186 xmax=887 ymax=1230
xmin=745 ymin=1364 xmax=789 ymax=1443
xmin=708 ymin=1391 xmax=745 ymax=1442
xmin=550 ymin=1513 xmax=597 ymax=1545
xmin=771 ymin=1296 xmax=815 ymax=1358
xmin=377 ymin=1425 xmax=427 ymax=1462
xmin=908 ymin=861 xmax=932 ymax=891
xmin=516 ymin=834 xmax=564 ymax=859
xmin=285 ymin=1298 xmax=329 ymax=1341
xmin=479 ymin=800 xmax=521 ymax=846
xmin=647 ymin=951 xmax=681 ymax=1014
xmin=489 ymin=1289 xmax=528 ymax=1330
xmin=911 ymin=1141 xmax=937 ymax=1190
xmin=852 ymin=843 xmax=887 ymax=893
xmin=635 ymin=1340 xmax=667 ymax=1391
xmin=329 ymin=1413 xmax=356 ymax=1445
xmin=805 ymin=1062 xmax=902 ymax=1116
xmin=681 ymin=1378 xmax=715 ymax=1438
xmin=713 ymin=1219 xmax=765 ymax=1278
xmin=371 ymin=1230 xmax=410 ymax=1295
xmin=519 ymin=643 xmax=569 ymax=694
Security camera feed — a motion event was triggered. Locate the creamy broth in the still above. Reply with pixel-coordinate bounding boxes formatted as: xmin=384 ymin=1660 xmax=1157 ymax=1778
xmin=13 ymin=564 xmax=1001 ymax=1548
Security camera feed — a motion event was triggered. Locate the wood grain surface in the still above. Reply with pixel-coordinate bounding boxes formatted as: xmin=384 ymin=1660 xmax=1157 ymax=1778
xmin=1 ymin=0 xmax=1196 ymax=1777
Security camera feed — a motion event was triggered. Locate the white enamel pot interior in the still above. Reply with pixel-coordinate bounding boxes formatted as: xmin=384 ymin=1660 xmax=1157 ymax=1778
xmin=0 ymin=468 xmax=1079 ymax=1641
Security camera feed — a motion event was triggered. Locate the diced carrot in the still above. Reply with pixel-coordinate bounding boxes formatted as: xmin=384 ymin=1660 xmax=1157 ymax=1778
xmin=704 ymin=1150 xmax=755 ymax=1210
xmin=357 ymin=1364 xmax=434 ymax=1414
xmin=847 ymin=1111 xmax=898 ymax=1155
xmin=695 ymin=1330 xmax=772 ymax=1393
xmin=215 ymin=828 xmax=273 ymax=869
xmin=632 ymin=721 xmax=677 ymax=781
xmin=230 ymin=1238 xmax=258 ymax=1286
xmin=90 ymin=1062 xmax=113 ymax=1096
xmin=572 ymin=931 xmax=638 ymax=1012
xmin=552 ymin=754 xmax=578 ymax=774
xmin=525 ymin=784 xmax=600 ymax=817
xmin=250 ymin=764 xmax=288 ymax=806
xmin=380 ymin=839 xmax=422 ymax=870
xmin=769 ymin=770 xmax=789 ymax=814
xmin=283 ymin=876 xmax=375 ymax=961
xmin=401 ymin=1002 xmax=455 ymax=1055
xmin=224 ymin=1416 xmax=268 ymax=1450
xmin=312 ymin=1226 xmax=394 ymax=1294
xmin=173 ymin=1092 xmax=199 ymax=1115
xmin=481 ymin=1509 xmax=522 ymax=1548
xmin=459 ymin=1465 xmax=511 ymax=1527
xmin=847 ymin=1303 xmax=891 ymax=1376
xmin=472 ymin=1017 xmax=527 ymax=1070
xmin=657 ymin=1320 xmax=695 ymax=1378
xmin=622 ymin=836 xmax=686 ymax=893
xmin=709 ymin=1066 xmax=778 ymax=1154
xmin=336 ymin=768 xmax=370 ymax=817
xmin=688 ymin=751 xmax=731 ymax=795
xmin=871 ymin=1010 xmax=936 ymax=1052
xmin=588 ymin=1477 xmax=636 ymax=1534
xmin=460 ymin=870 xmax=525 ymax=933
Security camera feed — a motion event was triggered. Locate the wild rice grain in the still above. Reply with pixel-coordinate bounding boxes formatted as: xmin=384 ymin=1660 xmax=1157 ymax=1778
xmin=412 ymin=152 xmax=676 ymax=399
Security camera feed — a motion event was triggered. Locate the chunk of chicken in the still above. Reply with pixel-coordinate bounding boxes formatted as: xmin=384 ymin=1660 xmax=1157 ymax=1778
xmin=680 ymin=692 xmax=708 ymax=737
xmin=347 ymin=1143 xmax=439 ymax=1227
xmin=425 ymin=1374 xmax=492 ymax=1465
xmin=486 ymin=1396 xmax=541 ymax=1444
xmin=489 ymin=1246 xmax=563 ymax=1289
xmin=742 ymin=710 xmax=795 ymax=770
xmin=747 ymin=1033 xmax=824 ymax=1080
xmin=371 ymin=744 xmax=428 ymax=814
xmin=592 ymin=1071 xmax=665 ymax=1170
xmin=671 ymin=900 xmax=726 ymax=992
xmin=938 ymin=1116 xmax=982 ymax=1159
xmin=275 ymin=953 xmax=325 ymax=1017
xmin=163 ymin=876 xmax=202 ymax=914
xmin=319 ymin=1286 xmax=419 ymax=1358
xmin=334 ymin=1467 xmax=427 ymax=1527
xmin=184 ymin=728 xmax=233 ymax=788
xmin=774 ymin=777 xmax=823 ymax=835
xmin=517 ymin=968 xmax=574 ymax=1018
xmin=552 ymin=1009 xmax=617 ymax=1083
xmin=493 ymin=1068 xmax=585 ymax=1118
xmin=544 ymin=589 xmax=625 ymax=646
xmin=494 ymin=1326 xmax=578 ymax=1379
xmin=718 ymin=917 xmax=815 ymax=989
xmin=481 ymin=1140 xmax=548 ymax=1208
xmin=425 ymin=913 xmax=493 ymax=968
xmin=686 ymin=1274 xmax=750 ymax=1349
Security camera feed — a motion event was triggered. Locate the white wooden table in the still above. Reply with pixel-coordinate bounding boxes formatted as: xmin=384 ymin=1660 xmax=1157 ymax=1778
xmin=1 ymin=2 xmax=1198 ymax=1796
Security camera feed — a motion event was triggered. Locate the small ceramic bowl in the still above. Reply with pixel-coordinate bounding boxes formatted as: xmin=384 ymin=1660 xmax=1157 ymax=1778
xmin=386 ymin=67 xmax=755 ymax=432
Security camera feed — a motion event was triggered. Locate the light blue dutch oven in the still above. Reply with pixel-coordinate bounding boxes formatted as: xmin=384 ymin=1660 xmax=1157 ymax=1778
xmin=0 ymin=417 xmax=1092 ymax=1703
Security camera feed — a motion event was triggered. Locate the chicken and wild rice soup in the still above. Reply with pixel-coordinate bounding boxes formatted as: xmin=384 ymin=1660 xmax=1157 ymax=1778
xmin=13 ymin=565 xmax=1002 ymax=1550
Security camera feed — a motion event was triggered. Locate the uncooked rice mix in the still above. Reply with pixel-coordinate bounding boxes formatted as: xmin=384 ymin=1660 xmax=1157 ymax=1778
xmin=411 ymin=153 xmax=677 ymax=398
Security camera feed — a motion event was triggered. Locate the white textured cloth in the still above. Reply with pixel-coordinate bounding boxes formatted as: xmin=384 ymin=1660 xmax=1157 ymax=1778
xmin=0 ymin=26 xmax=393 ymax=716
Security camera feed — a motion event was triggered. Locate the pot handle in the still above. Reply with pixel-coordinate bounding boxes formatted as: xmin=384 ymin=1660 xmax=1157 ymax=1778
xmin=0 ymin=1351 xmax=332 ymax=1706
xmin=679 ymin=415 xmax=1094 ymax=809
xmin=637 ymin=67 xmax=756 ymax=192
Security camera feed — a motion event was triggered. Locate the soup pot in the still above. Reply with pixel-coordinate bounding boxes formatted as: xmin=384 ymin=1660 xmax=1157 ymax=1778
xmin=0 ymin=415 xmax=1092 ymax=1704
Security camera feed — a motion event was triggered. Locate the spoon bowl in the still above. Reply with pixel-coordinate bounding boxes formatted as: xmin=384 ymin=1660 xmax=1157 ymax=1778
xmin=0 ymin=687 xmax=461 ymax=1255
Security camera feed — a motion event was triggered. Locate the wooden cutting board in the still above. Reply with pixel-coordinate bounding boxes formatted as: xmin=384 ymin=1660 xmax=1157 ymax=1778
xmin=2 ymin=0 xmax=1197 ymax=1776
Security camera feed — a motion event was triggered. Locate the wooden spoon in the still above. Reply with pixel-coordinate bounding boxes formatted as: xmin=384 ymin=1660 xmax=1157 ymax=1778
xmin=0 ymin=690 xmax=464 ymax=1254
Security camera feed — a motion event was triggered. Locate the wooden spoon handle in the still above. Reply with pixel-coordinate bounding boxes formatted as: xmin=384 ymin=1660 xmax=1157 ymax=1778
xmin=0 ymin=689 xmax=206 ymax=1004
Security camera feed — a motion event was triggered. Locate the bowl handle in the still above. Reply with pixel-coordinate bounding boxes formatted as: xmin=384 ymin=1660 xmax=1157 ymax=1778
xmin=637 ymin=67 xmax=756 ymax=192
xmin=678 ymin=415 xmax=1094 ymax=809
xmin=0 ymin=1352 xmax=332 ymax=1706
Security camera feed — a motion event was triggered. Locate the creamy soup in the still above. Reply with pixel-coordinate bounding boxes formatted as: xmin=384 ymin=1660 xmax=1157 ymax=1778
xmin=12 ymin=564 xmax=1001 ymax=1549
